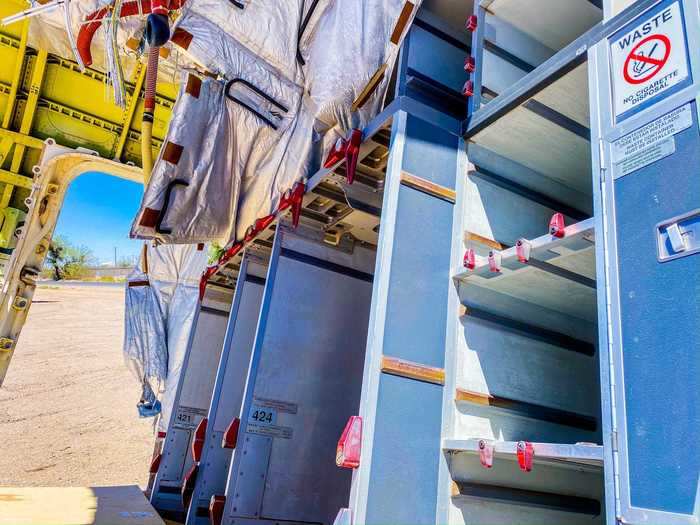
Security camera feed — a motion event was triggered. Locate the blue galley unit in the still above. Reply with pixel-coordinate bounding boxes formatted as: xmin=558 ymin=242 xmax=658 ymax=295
xmin=147 ymin=2 xmax=699 ymax=525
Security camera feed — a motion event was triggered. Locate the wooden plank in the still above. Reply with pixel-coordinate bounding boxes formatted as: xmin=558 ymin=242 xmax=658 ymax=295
xmin=463 ymin=231 xmax=505 ymax=250
xmin=381 ymin=355 xmax=445 ymax=385
xmin=455 ymin=387 xmax=493 ymax=405
xmin=400 ymin=171 xmax=456 ymax=203
xmin=0 ymin=486 xmax=165 ymax=525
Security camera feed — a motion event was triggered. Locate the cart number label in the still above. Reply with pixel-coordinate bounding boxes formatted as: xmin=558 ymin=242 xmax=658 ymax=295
xmin=609 ymin=0 xmax=689 ymax=118
xmin=249 ymin=406 xmax=277 ymax=425
xmin=247 ymin=399 xmax=295 ymax=439
xmin=173 ymin=406 xmax=207 ymax=430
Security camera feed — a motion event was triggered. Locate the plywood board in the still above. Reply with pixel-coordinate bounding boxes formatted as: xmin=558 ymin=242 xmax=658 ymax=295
xmin=0 ymin=486 xmax=165 ymax=525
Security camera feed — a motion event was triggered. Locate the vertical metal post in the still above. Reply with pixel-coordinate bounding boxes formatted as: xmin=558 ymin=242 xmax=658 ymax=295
xmin=467 ymin=3 xmax=486 ymax=116
xmin=350 ymin=110 xmax=461 ymax=525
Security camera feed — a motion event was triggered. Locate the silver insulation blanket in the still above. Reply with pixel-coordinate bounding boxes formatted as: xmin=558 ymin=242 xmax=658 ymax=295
xmin=123 ymin=265 xmax=167 ymax=413
xmin=122 ymin=243 xmax=207 ymax=431
xmin=148 ymin=243 xmax=207 ymax=432
xmin=133 ymin=10 xmax=314 ymax=243
xmin=25 ymin=0 xmax=190 ymax=84
xmin=301 ymin=0 xmax=422 ymax=135
xmin=131 ymin=77 xmax=238 ymax=243
xmin=183 ymin=0 xmax=320 ymax=83
xmin=173 ymin=10 xmax=311 ymax=241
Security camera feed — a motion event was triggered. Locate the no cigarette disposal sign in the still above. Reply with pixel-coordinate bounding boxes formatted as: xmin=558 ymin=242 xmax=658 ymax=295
xmin=610 ymin=0 xmax=689 ymax=118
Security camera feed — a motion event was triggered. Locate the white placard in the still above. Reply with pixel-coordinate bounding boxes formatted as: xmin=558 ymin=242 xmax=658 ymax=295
xmin=612 ymin=103 xmax=692 ymax=162
xmin=610 ymin=1 xmax=689 ymax=117
xmin=616 ymin=136 xmax=675 ymax=177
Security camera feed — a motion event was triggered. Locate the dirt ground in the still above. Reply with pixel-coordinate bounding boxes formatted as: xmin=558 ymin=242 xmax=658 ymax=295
xmin=0 ymin=284 xmax=154 ymax=488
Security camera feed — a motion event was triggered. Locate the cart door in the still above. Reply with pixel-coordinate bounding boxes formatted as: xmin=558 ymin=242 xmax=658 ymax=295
xmin=590 ymin=1 xmax=700 ymax=523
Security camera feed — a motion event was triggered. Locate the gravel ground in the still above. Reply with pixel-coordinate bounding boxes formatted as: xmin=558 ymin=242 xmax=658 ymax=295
xmin=0 ymin=285 xmax=155 ymax=487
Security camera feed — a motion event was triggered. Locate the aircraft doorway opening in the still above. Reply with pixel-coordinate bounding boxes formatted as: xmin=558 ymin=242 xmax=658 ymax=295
xmin=0 ymin=171 xmax=156 ymax=489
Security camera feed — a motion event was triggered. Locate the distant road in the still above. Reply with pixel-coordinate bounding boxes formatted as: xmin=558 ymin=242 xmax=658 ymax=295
xmin=37 ymin=280 xmax=124 ymax=288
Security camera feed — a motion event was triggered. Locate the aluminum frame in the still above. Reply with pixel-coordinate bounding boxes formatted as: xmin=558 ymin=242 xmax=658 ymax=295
xmin=589 ymin=0 xmax=700 ymax=522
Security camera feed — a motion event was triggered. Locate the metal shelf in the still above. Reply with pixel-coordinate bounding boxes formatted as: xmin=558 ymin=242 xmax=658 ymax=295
xmin=454 ymin=218 xmax=596 ymax=323
xmin=482 ymin=0 xmax=602 ymax=51
xmin=469 ymin=62 xmax=593 ymax=213
xmin=444 ymin=439 xmax=603 ymax=517
xmin=444 ymin=438 xmax=603 ymax=469
xmin=466 ymin=0 xmax=659 ymax=140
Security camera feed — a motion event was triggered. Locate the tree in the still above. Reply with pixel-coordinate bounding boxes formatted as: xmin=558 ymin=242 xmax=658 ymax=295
xmin=45 ymin=236 xmax=95 ymax=281
xmin=46 ymin=238 xmax=65 ymax=281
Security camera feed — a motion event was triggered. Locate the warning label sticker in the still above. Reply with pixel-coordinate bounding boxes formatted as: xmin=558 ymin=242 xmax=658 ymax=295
xmin=610 ymin=0 xmax=689 ymax=117
xmin=617 ymin=137 xmax=675 ymax=177
xmin=612 ymin=103 xmax=691 ymax=177
xmin=247 ymin=422 xmax=293 ymax=439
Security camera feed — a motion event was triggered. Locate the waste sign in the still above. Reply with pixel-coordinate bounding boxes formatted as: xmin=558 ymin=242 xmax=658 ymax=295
xmin=610 ymin=0 xmax=690 ymax=118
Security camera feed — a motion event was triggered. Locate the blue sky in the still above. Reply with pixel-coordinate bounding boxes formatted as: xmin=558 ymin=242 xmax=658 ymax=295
xmin=55 ymin=171 xmax=144 ymax=265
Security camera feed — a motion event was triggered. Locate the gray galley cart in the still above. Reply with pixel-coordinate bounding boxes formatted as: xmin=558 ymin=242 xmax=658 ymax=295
xmin=137 ymin=1 xmax=700 ymax=524
xmin=221 ymin=226 xmax=375 ymax=525
xmin=151 ymin=280 xmax=234 ymax=519
xmin=185 ymin=251 xmax=267 ymax=525
xmin=590 ymin=0 xmax=700 ymax=522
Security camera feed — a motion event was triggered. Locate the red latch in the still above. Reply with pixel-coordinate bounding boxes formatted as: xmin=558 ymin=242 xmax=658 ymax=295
xmin=516 ymin=441 xmax=534 ymax=472
xmin=515 ymin=239 xmax=531 ymax=263
xmin=478 ymin=439 xmax=494 ymax=468
xmin=466 ymin=14 xmax=478 ymax=32
xmin=244 ymin=224 xmax=257 ymax=243
xmin=290 ymin=181 xmax=305 ymax=228
xmin=336 ymin=416 xmax=362 ymax=469
xmin=464 ymin=56 xmax=476 ymax=73
xmin=222 ymin=417 xmax=240 ymax=449
xmin=199 ymin=266 xmax=217 ymax=301
xmin=209 ymin=495 xmax=226 ymax=525
xmin=488 ymin=251 xmax=501 ymax=273
xmin=149 ymin=452 xmax=162 ymax=474
xmin=345 ymin=129 xmax=362 ymax=186
xmin=157 ymin=431 xmax=167 ymax=439
xmin=244 ymin=214 xmax=274 ymax=243
xmin=279 ymin=188 xmax=292 ymax=211
xmin=324 ymin=137 xmax=347 ymax=169
xmin=549 ymin=213 xmax=566 ymax=238
xmin=252 ymin=214 xmax=275 ymax=240
xmin=463 ymin=249 xmax=476 ymax=270
xmin=462 ymin=80 xmax=474 ymax=98
xmin=181 ymin=464 xmax=198 ymax=510
xmin=191 ymin=418 xmax=208 ymax=464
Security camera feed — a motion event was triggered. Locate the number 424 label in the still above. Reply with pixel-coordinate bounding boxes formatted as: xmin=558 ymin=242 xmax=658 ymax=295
xmin=249 ymin=405 xmax=276 ymax=425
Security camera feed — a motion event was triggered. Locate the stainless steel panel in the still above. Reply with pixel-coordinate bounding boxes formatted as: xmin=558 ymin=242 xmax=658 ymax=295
xmin=227 ymin=229 xmax=375 ymax=525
